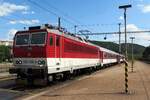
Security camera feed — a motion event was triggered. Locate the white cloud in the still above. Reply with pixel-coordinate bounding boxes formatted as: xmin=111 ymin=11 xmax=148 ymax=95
xmin=121 ymin=24 xmax=150 ymax=46
xmin=137 ymin=4 xmax=150 ymax=13
xmin=124 ymin=24 xmax=140 ymax=31
xmin=8 ymin=29 xmax=17 ymax=35
xmin=22 ymin=11 xmax=35 ymax=14
xmin=9 ymin=19 xmax=39 ymax=25
xmin=0 ymin=2 xmax=28 ymax=16
xmin=119 ymin=16 xmax=124 ymax=20
xmin=91 ymin=24 xmax=150 ymax=46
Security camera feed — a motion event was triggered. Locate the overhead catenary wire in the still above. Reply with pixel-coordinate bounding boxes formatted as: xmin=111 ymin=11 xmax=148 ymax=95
xmin=76 ymin=23 xmax=121 ymax=27
xmin=28 ymin=0 xmax=94 ymax=33
xmin=28 ymin=0 xmax=76 ymax=26
xmin=44 ymin=0 xmax=82 ymax=25
xmin=77 ymin=30 xmax=150 ymax=35
xmin=43 ymin=0 xmax=96 ymax=32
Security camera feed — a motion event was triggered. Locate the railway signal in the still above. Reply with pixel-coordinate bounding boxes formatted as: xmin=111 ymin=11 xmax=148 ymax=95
xmin=119 ymin=4 xmax=132 ymax=94
xmin=130 ymin=37 xmax=135 ymax=72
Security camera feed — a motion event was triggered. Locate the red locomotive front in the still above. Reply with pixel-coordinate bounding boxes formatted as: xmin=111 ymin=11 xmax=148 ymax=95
xmin=10 ymin=28 xmax=48 ymax=84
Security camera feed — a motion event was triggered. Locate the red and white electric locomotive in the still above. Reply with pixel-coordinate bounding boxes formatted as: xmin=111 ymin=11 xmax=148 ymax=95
xmin=9 ymin=24 xmax=123 ymax=85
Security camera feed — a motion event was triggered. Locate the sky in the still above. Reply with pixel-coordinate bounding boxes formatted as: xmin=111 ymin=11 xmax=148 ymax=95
xmin=0 ymin=0 xmax=150 ymax=46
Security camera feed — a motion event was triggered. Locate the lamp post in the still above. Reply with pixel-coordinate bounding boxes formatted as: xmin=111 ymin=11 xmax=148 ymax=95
xmin=78 ymin=30 xmax=91 ymax=39
xmin=118 ymin=23 xmax=121 ymax=54
xmin=130 ymin=37 xmax=135 ymax=72
xmin=119 ymin=4 xmax=132 ymax=94
xmin=74 ymin=25 xmax=77 ymax=35
xmin=58 ymin=17 xmax=61 ymax=30
xmin=119 ymin=5 xmax=132 ymax=59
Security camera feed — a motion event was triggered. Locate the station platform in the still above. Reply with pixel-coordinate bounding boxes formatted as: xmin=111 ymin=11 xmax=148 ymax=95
xmin=24 ymin=61 xmax=150 ymax=100
xmin=0 ymin=72 xmax=11 ymax=79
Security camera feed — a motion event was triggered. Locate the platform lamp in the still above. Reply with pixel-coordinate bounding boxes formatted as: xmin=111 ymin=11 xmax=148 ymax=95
xmin=119 ymin=4 xmax=132 ymax=94
xmin=119 ymin=4 xmax=132 ymax=60
xmin=130 ymin=37 xmax=135 ymax=72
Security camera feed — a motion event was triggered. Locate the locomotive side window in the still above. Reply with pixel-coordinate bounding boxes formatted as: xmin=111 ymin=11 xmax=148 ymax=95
xmin=56 ymin=36 xmax=60 ymax=46
xmin=16 ymin=34 xmax=29 ymax=45
xmin=49 ymin=36 xmax=53 ymax=46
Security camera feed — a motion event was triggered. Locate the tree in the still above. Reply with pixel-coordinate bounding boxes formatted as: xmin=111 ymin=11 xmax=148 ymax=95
xmin=0 ymin=45 xmax=12 ymax=63
xmin=143 ymin=46 xmax=150 ymax=60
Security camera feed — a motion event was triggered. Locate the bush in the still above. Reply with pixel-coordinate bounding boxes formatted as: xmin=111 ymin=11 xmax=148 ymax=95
xmin=142 ymin=46 xmax=150 ymax=61
xmin=0 ymin=45 xmax=12 ymax=63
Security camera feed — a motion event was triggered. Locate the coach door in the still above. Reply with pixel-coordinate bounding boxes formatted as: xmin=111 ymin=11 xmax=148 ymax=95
xmin=55 ymin=35 xmax=61 ymax=65
xmin=99 ymin=51 xmax=103 ymax=63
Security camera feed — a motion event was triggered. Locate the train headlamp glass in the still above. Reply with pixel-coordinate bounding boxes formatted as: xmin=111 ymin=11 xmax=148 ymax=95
xmin=38 ymin=60 xmax=45 ymax=65
xmin=16 ymin=60 xmax=22 ymax=64
xmin=16 ymin=61 xmax=19 ymax=64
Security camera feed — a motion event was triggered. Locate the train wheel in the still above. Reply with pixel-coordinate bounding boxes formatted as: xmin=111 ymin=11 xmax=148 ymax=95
xmin=60 ymin=72 xmax=70 ymax=81
xmin=85 ymin=68 xmax=92 ymax=75
xmin=47 ymin=75 xmax=53 ymax=84
xmin=15 ymin=78 xmax=27 ymax=86
xmin=27 ymin=77 xmax=34 ymax=86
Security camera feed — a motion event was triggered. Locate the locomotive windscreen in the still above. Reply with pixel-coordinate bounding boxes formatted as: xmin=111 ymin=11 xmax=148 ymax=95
xmin=15 ymin=32 xmax=46 ymax=46
xmin=31 ymin=33 xmax=46 ymax=45
xmin=15 ymin=34 xmax=29 ymax=45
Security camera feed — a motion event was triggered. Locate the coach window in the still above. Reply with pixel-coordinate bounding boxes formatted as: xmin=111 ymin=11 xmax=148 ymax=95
xmin=49 ymin=36 xmax=53 ymax=46
xmin=56 ymin=36 xmax=60 ymax=46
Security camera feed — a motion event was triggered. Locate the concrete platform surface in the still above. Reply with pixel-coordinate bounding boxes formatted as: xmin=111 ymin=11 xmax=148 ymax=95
xmin=24 ymin=61 xmax=150 ymax=100
xmin=0 ymin=72 xmax=11 ymax=78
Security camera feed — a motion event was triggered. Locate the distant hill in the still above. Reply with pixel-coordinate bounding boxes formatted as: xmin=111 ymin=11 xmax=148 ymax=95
xmin=122 ymin=43 xmax=145 ymax=59
xmin=142 ymin=46 xmax=150 ymax=61
xmin=89 ymin=40 xmax=146 ymax=59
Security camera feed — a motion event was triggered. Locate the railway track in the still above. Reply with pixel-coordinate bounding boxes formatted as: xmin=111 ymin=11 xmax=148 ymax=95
xmin=0 ymin=62 xmax=149 ymax=100
xmin=0 ymin=64 xmax=114 ymax=100
xmin=0 ymin=74 xmax=16 ymax=81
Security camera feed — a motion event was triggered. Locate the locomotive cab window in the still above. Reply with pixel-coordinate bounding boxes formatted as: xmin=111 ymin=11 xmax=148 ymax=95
xmin=49 ymin=36 xmax=53 ymax=46
xmin=15 ymin=34 xmax=29 ymax=45
xmin=31 ymin=32 xmax=46 ymax=45
xmin=56 ymin=36 xmax=60 ymax=46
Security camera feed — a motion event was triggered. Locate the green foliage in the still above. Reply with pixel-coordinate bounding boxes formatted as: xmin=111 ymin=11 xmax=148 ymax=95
xmin=89 ymin=40 xmax=119 ymax=52
xmin=142 ymin=46 xmax=150 ymax=61
xmin=90 ymin=40 xmax=145 ymax=60
xmin=0 ymin=45 xmax=12 ymax=63
xmin=122 ymin=43 xmax=145 ymax=60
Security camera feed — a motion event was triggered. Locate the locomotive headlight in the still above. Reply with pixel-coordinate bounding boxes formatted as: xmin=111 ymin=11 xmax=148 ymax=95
xmin=38 ymin=60 xmax=45 ymax=65
xmin=16 ymin=60 xmax=19 ymax=64
xmin=41 ymin=60 xmax=45 ymax=64
xmin=38 ymin=60 xmax=42 ymax=64
xmin=19 ymin=60 xmax=22 ymax=64
xmin=16 ymin=60 xmax=22 ymax=64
